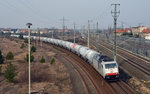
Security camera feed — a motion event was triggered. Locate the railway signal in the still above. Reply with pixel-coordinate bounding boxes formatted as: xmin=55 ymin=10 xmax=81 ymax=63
xmin=111 ymin=4 xmax=120 ymax=61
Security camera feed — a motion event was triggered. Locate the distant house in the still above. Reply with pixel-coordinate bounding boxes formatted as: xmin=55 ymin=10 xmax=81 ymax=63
xmin=124 ymin=28 xmax=132 ymax=33
xmin=142 ymin=28 xmax=150 ymax=34
xmin=132 ymin=26 xmax=147 ymax=35
xmin=142 ymin=28 xmax=150 ymax=39
xmin=20 ymin=29 xmax=28 ymax=33
xmin=57 ymin=29 xmax=72 ymax=32
xmin=116 ymin=29 xmax=125 ymax=36
xmin=145 ymin=34 xmax=150 ymax=40
xmin=116 ymin=29 xmax=132 ymax=36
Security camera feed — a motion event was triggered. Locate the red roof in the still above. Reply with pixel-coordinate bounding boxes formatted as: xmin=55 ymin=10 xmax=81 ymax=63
xmin=124 ymin=28 xmax=132 ymax=31
xmin=20 ymin=29 xmax=28 ymax=33
xmin=116 ymin=28 xmax=132 ymax=33
xmin=142 ymin=29 xmax=150 ymax=33
xmin=116 ymin=29 xmax=127 ymax=33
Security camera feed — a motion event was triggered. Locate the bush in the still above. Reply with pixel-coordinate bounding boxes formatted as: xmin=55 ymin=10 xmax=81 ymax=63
xmin=6 ymin=51 xmax=14 ymax=60
xmin=0 ymin=65 xmax=2 ymax=74
xmin=0 ymin=50 xmax=4 ymax=64
xmin=20 ymin=43 xmax=25 ymax=49
xmin=4 ymin=62 xmax=17 ymax=82
xmin=19 ymin=34 xmax=24 ymax=39
xmin=24 ymin=38 xmax=28 ymax=43
xmin=31 ymin=46 xmax=36 ymax=52
xmin=24 ymin=53 xmax=34 ymax=62
xmin=122 ymin=32 xmax=133 ymax=37
xmin=134 ymin=34 xmax=140 ymax=38
xmin=40 ymin=56 xmax=45 ymax=63
xmin=50 ymin=58 xmax=55 ymax=65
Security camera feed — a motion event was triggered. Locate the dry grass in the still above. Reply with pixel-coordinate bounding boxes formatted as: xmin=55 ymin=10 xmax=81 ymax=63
xmin=18 ymin=63 xmax=54 ymax=83
xmin=0 ymin=38 xmax=73 ymax=94
xmin=128 ymin=77 xmax=150 ymax=94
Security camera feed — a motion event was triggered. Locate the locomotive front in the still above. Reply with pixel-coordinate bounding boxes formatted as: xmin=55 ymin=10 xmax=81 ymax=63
xmin=104 ymin=61 xmax=119 ymax=80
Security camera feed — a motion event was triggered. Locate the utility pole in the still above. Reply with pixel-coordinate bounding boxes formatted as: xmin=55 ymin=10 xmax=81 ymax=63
xmin=52 ymin=30 xmax=54 ymax=39
xmin=83 ymin=25 xmax=85 ymax=34
xmin=93 ymin=24 xmax=95 ymax=37
xmin=62 ymin=16 xmax=65 ymax=40
xmin=138 ymin=23 xmax=143 ymax=36
xmin=73 ymin=23 xmax=76 ymax=43
xmin=38 ymin=28 xmax=40 ymax=44
xmin=121 ymin=22 xmax=125 ymax=30
xmin=96 ymin=22 xmax=98 ymax=39
xmin=81 ymin=25 xmax=83 ymax=38
xmin=60 ymin=16 xmax=67 ymax=40
xmin=88 ymin=20 xmax=90 ymax=48
xmin=138 ymin=23 xmax=142 ymax=52
xmin=36 ymin=28 xmax=40 ymax=46
xmin=26 ymin=23 xmax=32 ymax=94
xmin=111 ymin=4 xmax=120 ymax=61
xmin=96 ymin=22 xmax=98 ymax=33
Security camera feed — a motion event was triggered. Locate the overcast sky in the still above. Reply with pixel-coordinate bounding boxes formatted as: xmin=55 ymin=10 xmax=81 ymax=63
xmin=0 ymin=0 xmax=149 ymax=29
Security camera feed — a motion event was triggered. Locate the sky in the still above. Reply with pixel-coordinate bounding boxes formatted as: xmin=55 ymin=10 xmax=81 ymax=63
xmin=0 ymin=0 xmax=149 ymax=29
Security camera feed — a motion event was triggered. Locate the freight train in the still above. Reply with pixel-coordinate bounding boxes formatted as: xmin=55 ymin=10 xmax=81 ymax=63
xmin=11 ymin=35 xmax=119 ymax=80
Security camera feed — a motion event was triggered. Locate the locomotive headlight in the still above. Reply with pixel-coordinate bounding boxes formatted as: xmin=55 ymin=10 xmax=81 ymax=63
xmin=105 ymin=73 xmax=109 ymax=76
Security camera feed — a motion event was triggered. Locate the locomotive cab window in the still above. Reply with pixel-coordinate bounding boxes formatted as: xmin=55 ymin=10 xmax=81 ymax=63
xmin=105 ymin=63 xmax=117 ymax=69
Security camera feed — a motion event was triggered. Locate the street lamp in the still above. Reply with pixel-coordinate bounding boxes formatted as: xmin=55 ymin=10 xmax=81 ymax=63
xmin=26 ymin=23 xmax=32 ymax=94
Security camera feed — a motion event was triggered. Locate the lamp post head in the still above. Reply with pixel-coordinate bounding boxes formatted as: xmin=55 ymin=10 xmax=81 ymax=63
xmin=26 ymin=23 xmax=32 ymax=28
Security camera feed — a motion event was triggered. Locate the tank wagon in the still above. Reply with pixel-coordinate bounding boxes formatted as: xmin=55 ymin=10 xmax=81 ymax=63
xmin=11 ymin=35 xmax=119 ymax=80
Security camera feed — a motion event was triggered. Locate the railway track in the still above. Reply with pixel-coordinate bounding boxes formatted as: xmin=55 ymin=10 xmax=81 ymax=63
xmin=52 ymin=45 xmax=103 ymax=94
xmin=62 ymin=55 xmax=97 ymax=94
xmin=40 ymin=43 xmax=99 ymax=94
xmin=90 ymin=38 xmax=150 ymax=76
xmin=43 ymin=42 xmax=136 ymax=94
xmin=62 ymin=55 xmax=92 ymax=94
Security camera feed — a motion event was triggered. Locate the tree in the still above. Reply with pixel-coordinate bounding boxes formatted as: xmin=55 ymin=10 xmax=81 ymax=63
xmin=0 ymin=50 xmax=4 ymax=64
xmin=0 ymin=65 xmax=2 ymax=74
xmin=19 ymin=34 xmax=24 ymax=39
xmin=134 ymin=34 xmax=140 ymax=38
xmin=4 ymin=62 xmax=17 ymax=82
xmin=6 ymin=51 xmax=14 ymax=60
xmin=24 ymin=38 xmax=28 ymax=43
xmin=24 ymin=53 xmax=34 ymax=62
xmin=40 ymin=56 xmax=45 ymax=63
xmin=31 ymin=46 xmax=36 ymax=52
xmin=20 ymin=43 xmax=25 ymax=49
xmin=50 ymin=58 xmax=55 ymax=65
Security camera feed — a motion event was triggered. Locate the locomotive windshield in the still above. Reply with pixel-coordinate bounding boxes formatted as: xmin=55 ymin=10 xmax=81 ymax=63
xmin=105 ymin=63 xmax=117 ymax=69
xmin=98 ymin=55 xmax=114 ymax=62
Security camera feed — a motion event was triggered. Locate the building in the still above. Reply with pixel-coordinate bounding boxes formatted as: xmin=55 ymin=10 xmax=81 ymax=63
xmin=141 ymin=28 xmax=150 ymax=39
xmin=132 ymin=26 xmax=147 ymax=35
xmin=20 ymin=29 xmax=28 ymax=33
xmin=116 ymin=28 xmax=132 ymax=36
xmin=116 ymin=29 xmax=126 ymax=36
xmin=57 ymin=29 xmax=72 ymax=32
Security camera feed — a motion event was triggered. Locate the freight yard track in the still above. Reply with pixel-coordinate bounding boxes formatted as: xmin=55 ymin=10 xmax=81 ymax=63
xmin=42 ymin=42 xmax=136 ymax=94
xmin=90 ymin=38 xmax=150 ymax=77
